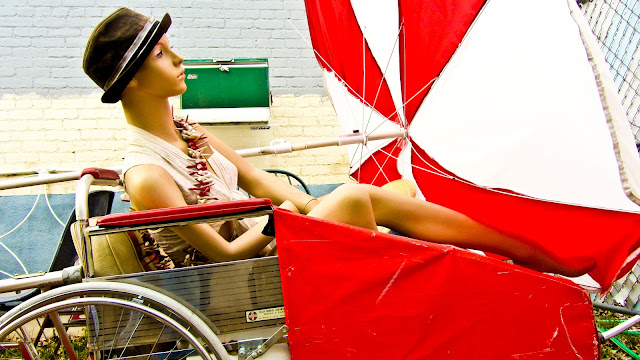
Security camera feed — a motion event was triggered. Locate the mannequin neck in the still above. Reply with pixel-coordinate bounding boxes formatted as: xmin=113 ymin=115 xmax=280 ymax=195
xmin=121 ymin=92 xmax=179 ymax=143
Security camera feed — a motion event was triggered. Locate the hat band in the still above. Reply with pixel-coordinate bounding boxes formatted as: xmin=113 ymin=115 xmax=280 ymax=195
xmin=104 ymin=17 xmax=157 ymax=90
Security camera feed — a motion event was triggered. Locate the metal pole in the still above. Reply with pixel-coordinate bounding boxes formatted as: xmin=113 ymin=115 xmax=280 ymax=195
xmin=601 ymin=315 xmax=640 ymax=340
xmin=237 ymin=130 xmax=407 ymax=157
xmin=0 ymin=265 xmax=82 ymax=294
xmin=0 ymin=167 xmax=122 ymax=190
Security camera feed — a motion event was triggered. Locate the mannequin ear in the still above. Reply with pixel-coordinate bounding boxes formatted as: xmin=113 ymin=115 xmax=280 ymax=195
xmin=126 ymin=77 xmax=138 ymax=88
xmin=119 ymin=77 xmax=139 ymax=101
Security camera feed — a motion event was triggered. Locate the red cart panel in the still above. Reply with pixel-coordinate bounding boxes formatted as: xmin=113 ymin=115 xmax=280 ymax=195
xmin=274 ymin=209 xmax=598 ymax=359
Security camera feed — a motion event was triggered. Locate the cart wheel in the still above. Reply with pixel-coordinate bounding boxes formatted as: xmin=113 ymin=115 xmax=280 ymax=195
xmin=0 ymin=281 xmax=229 ymax=360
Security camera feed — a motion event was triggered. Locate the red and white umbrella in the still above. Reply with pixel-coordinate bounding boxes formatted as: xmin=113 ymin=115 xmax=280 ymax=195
xmin=303 ymin=0 xmax=640 ymax=291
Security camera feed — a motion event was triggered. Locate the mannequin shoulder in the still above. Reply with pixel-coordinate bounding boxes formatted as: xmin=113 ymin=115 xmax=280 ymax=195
xmin=124 ymin=164 xmax=187 ymax=210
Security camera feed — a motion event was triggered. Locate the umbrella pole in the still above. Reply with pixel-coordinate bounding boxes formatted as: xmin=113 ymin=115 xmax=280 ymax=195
xmin=237 ymin=130 xmax=406 ymax=157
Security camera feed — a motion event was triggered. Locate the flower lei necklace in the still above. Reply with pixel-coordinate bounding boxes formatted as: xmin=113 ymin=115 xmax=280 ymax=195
xmin=173 ymin=116 xmax=218 ymax=204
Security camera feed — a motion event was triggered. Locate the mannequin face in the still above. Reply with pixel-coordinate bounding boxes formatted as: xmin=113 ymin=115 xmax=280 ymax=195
xmin=128 ymin=34 xmax=187 ymax=99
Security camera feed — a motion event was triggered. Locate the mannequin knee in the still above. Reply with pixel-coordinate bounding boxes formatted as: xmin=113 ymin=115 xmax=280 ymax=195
xmin=331 ymin=183 xmax=371 ymax=210
xmin=308 ymin=183 xmax=377 ymax=229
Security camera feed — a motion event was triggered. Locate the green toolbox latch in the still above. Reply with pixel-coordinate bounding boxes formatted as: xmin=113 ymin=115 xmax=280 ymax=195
xmin=179 ymin=58 xmax=270 ymax=124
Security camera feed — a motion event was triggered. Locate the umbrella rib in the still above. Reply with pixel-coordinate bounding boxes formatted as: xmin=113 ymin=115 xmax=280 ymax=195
xmin=361 ymin=145 xmax=394 ymax=185
xmin=348 ymin=143 xmax=369 ymax=182
xmin=366 ymin=77 xmax=437 ymax=137
xmin=369 ymin=138 xmax=404 ymax=185
xmin=362 ymin=24 xmax=366 ymax=136
xmin=288 ymin=17 xmax=413 ymax=134
xmin=376 ymin=145 xmax=467 ymax=183
xmin=402 ymin=20 xmax=407 ymax=127
xmin=287 ymin=18 xmax=393 ymax=118
xmin=288 ymin=18 xmax=440 ymax=188
xmin=364 ymin=23 xmax=405 ymax=134
xmin=403 ymin=141 xmax=458 ymax=179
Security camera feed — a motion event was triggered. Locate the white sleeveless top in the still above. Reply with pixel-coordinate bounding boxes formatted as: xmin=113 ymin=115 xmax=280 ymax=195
xmin=122 ymin=122 xmax=256 ymax=266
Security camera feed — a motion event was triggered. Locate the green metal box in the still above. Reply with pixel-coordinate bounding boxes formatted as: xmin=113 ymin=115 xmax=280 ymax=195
xmin=179 ymin=58 xmax=270 ymax=124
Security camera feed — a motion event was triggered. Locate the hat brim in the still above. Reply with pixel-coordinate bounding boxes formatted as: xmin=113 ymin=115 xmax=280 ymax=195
xmin=101 ymin=13 xmax=172 ymax=103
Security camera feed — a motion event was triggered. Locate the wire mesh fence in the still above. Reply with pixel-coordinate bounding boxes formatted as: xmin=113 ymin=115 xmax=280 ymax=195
xmin=581 ymin=0 xmax=640 ymax=307
xmin=581 ymin=0 xmax=640 ymax=147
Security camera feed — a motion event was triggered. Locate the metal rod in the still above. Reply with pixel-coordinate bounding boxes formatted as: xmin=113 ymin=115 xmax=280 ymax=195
xmin=0 ymin=171 xmax=80 ymax=190
xmin=0 ymin=168 xmax=80 ymax=177
xmin=602 ymin=315 xmax=640 ymax=340
xmin=593 ymin=302 xmax=640 ymax=317
xmin=0 ymin=265 xmax=82 ymax=294
xmin=237 ymin=130 xmax=406 ymax=157
xmin=0 ymin=167 xmax=122 ymax=190
xmin=50 ymin=311 xmax=79 ymax=360
xmin=594 ymin=302 xmax=640 ymax=340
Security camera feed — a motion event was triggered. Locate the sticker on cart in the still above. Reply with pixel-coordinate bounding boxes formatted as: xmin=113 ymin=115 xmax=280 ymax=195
xmin=245 ymin=307 xmax=285 ymax=323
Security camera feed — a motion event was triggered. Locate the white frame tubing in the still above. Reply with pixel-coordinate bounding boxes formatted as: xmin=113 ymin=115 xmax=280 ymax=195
xmin=237 ymin=130 xmax=406 ymax=157
xmin=0 ymin=167 xmax=123 ymax=190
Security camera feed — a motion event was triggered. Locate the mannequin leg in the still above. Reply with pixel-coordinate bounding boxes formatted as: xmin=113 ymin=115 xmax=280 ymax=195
xmin=309 ymin=183 xmax=595 ymax=277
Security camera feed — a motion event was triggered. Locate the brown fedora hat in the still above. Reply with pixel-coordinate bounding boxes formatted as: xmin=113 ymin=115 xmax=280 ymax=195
xmin=83 ymin=8 xmax=171 ymax=103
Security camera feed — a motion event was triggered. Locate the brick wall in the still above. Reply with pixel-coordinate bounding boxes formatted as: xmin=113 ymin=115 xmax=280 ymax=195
xmin=0 ymin=2 xmax=353 ymax=195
